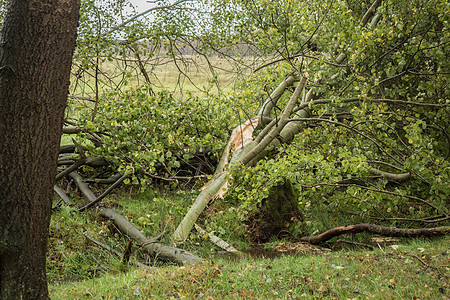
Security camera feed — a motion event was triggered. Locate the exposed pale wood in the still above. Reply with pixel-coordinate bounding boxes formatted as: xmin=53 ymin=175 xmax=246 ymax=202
xmin=194 ymin=224 xmax=242 ymax=254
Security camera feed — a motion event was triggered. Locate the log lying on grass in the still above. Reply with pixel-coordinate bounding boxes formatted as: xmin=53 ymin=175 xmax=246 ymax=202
xmin=100 ymin=208 xmax=200 ymax=264
xmin=60 ymin=171 xmax=200 ymax=264
xmin=300 ymin=223 xmax=450 ymax=245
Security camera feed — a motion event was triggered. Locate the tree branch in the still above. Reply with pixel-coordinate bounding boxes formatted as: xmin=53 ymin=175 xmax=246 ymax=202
xmin=78 ymin=173 xmax=130 ymax=212
xmin=369 ymin=168 xmax=411 ymax=181
xmin=103 ymin=0 xmax=192 ymax=35
xmin=300 ymin=223 xmax=450 ymax=245
xmin=242 ymin=75 xmax=308 ymax=165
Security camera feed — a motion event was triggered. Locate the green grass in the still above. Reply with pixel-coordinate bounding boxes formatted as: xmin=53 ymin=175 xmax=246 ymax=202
xmin=49 ymin=189 xmax=449 ymax=299
xmin=69 ymin=55 xmax=246 ymax=100
xmin=50 ymin=237 xmax=449 ymax=299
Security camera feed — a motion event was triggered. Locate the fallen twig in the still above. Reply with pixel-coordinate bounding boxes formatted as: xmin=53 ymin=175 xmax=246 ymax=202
xmin=408 ymin=253 xmax=448 ymax=278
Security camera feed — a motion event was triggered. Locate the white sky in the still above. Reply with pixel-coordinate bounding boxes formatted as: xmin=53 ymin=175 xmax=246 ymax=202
xmin=128 ymin=0 xmax=155 ymax=12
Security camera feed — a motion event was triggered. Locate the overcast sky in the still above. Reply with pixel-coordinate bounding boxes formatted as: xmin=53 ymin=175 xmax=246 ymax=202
xmin=128 ymin=0 xmax=154 ymax=12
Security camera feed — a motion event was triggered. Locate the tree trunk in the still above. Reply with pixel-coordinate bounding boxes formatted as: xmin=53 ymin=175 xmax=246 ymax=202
xmin=0 ymin=1 xmax=80 ymax=299
xmin=172 ymin=76 xmax=309 ymax=243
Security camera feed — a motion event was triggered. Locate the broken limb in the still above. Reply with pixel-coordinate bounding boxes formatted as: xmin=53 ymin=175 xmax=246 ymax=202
xmin=66 ymin=171 xmax=200 ymax=264
xmin=194 ymin=224 xmax=242 ymax=255
xmin=300 ymin=224 xmax=450 ymax=245
xmin=83 ymin=231 xmax=152 ymax=270
xmin=172 ymin=75 xmax=309 ymax=243
xmin=100 ymin=208 xmax=200 ymax=264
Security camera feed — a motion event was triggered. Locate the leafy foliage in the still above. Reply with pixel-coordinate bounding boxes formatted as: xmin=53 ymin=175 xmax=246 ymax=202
xmin=78 ymin=86 xmax=235 ymax=182
xmin=222 ymin=0 xmax=449 ymax=235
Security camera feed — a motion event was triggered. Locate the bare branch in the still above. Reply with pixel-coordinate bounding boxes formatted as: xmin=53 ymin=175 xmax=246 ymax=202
xmin=104 ymin=0 xmax=192 ymax=35
xmin=300 ymin=223 xmax=449 ymax=245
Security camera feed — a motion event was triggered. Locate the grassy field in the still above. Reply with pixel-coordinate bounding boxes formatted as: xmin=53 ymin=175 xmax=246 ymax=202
xmin=48 ymin=189 xmax=449 ymax=299
xmin=65 ymin=54 xmax=255 ymax=124
xmin=50 ymin=237 xmax=449 ymax=299
xmin=69 ymin=55 xmax=254 ymax=100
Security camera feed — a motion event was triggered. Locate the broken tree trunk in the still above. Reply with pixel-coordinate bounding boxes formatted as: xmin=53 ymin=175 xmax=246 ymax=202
xmin=257 ymin=75 xmax=296 ymax=122
xmin=172 ymin=141 xmax=257 ymax=242
xmin=300 ymin=224 xmax=450 ymax=245
xmin=172 ymin=75 xmax=309 ymax=243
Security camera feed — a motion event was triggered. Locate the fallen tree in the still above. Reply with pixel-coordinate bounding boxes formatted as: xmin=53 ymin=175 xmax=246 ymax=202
xmin=172 ymin=75 xmax=310 ymax=242
xmin=52 ymin=0 xmax=449 ymax=259
xmin=170 ymin=0 xmax=449 ymax=244
xmin=100 ymin=208 xmax=200 ymax=264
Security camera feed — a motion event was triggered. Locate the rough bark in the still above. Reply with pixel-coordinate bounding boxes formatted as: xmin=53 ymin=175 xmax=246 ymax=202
xmin=300 ymin=224 xmax=450 ymax=245
xmin=0 ymin=1 xmax=80 ymax=299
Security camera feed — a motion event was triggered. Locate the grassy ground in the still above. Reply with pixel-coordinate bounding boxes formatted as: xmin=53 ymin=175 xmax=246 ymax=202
xmin=48 ymin=189 xmax=449 ymax=299
xmin=50 ymin=237 xmax=448 ymax=299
